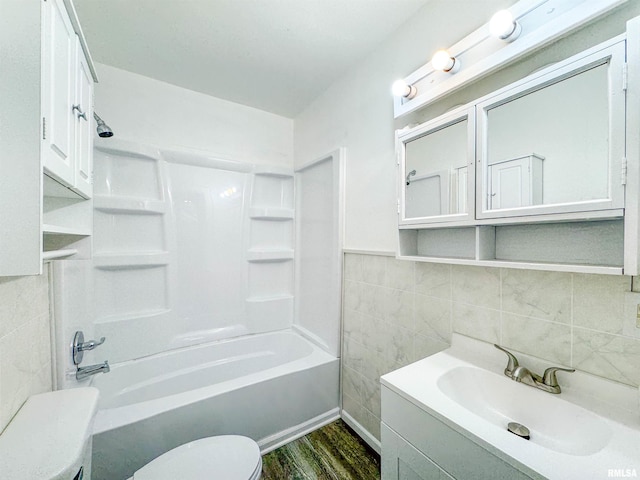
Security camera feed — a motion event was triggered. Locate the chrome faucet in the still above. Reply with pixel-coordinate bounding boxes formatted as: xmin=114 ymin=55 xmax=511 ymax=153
xmin=494 ymin=344 xmax=574 ymax=394
xmin=76 ymin=360 xmax=110 ymax=381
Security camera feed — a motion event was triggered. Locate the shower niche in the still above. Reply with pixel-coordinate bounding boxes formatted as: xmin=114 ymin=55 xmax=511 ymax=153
xmin=246 ymin=167 xmax=295 ymax=332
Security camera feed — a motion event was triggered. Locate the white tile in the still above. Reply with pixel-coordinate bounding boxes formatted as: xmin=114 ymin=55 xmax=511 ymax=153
xmin=415 ymin=262 xmax=451 ymax=299
xmin=343 ymin=280 xmax=362 ymax=313
xmin=362 ymin=254 xmax=386 ymax=286
xmin=412 ymin=335 xmax=449 ymax=362
xmin=383 ymin=289 xmax=414 ymax=329
xmin=573 ymin=328 xmax=640 ymax=387
xmin=502 ymin=269 xmax=571 ymax=324
xmin=343 ymin=336 xmax=365 ymax=373
xmin=452 ymin=303 xmax=500 ymax=344
xmin=502 ymin=313 xmax=571 ymax=365
xmin=360 ymin=284 xmax=386 ymax=319
xmin=343 ymin=254 xmax=364 ymax=282
xmin=343 ymin=308 xmax=363 ymax=344
xmin=361 ymin=376 xmax=381 ymax=417
xmin=452 ymin=265 xmax=500 ymax=309
xmin=342 ymin=365 xmax=362 ymax=402
xmin=385 ymin=257 xmax=414 ymax=292
xmin=386 ymin=325 xmax=413 ymax=367
xmin=415 ymin=294 xmax=451 ymax=342
xmin=574 ymin=274 xmax=628 ymax=334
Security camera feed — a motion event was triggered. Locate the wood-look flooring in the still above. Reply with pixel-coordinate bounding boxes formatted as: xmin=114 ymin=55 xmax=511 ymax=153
xmin=261 ymin=419 xmax=381 ymax=480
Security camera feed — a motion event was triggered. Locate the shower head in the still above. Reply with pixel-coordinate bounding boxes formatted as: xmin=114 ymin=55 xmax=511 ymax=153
xmin=93 ymin=112 xmax=114 ymax=138
xmin=406 ymin=170 xmax=417 ymax=185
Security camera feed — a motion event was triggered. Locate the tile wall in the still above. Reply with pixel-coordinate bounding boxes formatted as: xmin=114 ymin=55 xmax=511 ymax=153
xmin=0 ymin=265 xmax=52 ymax=432
xmin=341 ymin=252 xmax=640 ymax=441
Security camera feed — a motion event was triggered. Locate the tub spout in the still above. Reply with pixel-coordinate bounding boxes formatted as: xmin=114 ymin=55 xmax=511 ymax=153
xmin=77 ymin=361 xmax=110 ymax=381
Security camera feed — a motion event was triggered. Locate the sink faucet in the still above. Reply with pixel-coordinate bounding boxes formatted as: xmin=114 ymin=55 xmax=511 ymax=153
xmin=76 ymin=361 xmax=110 ymax=381
xmin=494 ymin=345 xmax=574 ymax=394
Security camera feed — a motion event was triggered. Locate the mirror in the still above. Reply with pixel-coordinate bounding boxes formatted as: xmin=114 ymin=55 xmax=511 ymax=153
xmin=482 ymin=61 xmax=611 ymax=213
xmin=402 ymin=112 xmax=471 ymax=222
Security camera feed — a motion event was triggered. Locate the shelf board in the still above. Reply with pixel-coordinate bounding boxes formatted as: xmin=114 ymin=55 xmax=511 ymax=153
xmin=42 ymin=249 xmax=78 ymax=260
xmin=93 ymin=195 xmax=166 ymax=215
xmin=246 ymin=294 xmax=294 ymax=303
xmin=95 ymin=308 xmax=171 ymax=325
xmin=252 ymin=166 xmax=294 ymax=178
xmin=43 ymin=224 xmax=91 ymax=236
xmin=397 ymin=254 xmax=623 ymax=275
xmin=93 ymin=252 xmax=170 ymax=269
xmin=249 ymin=207 xmax=294 ymax=220
xmin=247 ymin=249 xmax=294 ymax=263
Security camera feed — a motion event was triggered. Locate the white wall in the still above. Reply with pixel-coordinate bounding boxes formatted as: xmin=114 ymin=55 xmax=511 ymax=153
xmin=94 ymin=63 xmax=294 ymax=167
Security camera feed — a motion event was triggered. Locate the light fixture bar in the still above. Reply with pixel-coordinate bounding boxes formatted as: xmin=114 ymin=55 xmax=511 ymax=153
xmin=393 ymin=0 xmax=628 ymax=118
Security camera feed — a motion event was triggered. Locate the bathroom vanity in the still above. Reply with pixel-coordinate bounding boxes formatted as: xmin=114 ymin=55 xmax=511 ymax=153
xmin=380 ymin=335 xmax=640 ymax=480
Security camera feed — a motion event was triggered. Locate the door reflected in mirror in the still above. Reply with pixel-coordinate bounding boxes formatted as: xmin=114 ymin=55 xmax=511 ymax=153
xmin=404 ymin=118 xmax=468 ymax=219
xmin=484 ymin=62 xmax=609 ymax=212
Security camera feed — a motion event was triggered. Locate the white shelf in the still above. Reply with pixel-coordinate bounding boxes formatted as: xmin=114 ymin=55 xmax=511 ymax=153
xmin=93 ymin=195 xmax=166 ymax=215
xmin=93 ymin=252 xmax=170 ymax=269
xmin=249 ymin=207 xmax=294 ymax=220
xmin=42 ymin=249 xmax=78 ymax=260
xmin=43 ymin=224 xmax=91 ymax=236
xmin=246 ymin=294 xmax=294 ymax=303
xmin=398 ymin=254 xmax=623 ymax=275
xmin=247 ymin=249 xmax=293 ymax=263
xmin=94 ymin=308 xmax=172 ymax=325
xmin=252 ymin=166 xmax=294 ymax=178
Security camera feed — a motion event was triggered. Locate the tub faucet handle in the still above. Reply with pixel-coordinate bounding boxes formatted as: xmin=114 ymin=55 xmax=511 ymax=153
xmin=494 ymin=344 xmax=519 ymax=377
xmin=72 ymin=331 xmax=107 ymax=365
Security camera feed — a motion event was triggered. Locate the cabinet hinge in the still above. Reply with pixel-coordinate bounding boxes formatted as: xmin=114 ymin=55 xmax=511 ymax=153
xmin=622 ymin=63 xmax=628 ymax=91
xmin=397 ymin=199 xmax=401 ymax=214
xmin=622 ymin=157 xmax=628 ymax=185
xmin=42 ymin=117 xmax=46 ymax=140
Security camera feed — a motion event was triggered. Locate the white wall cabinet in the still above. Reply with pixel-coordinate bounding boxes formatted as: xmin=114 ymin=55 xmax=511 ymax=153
xmin=0 ymin=0 xmax=97 ymax=276
xmin=42 ymin=0 xmax=94 ymax=199
xmin=396 ymin=23 xmax=640 ymax=276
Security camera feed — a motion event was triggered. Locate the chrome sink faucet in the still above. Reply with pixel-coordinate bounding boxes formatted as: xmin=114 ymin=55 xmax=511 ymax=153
xmin=494 ymin=344 xmax=574 ymax=394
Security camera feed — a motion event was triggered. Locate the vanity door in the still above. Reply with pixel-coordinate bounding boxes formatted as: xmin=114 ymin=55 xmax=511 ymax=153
xmin=476 ymin=39 xmax=626 ymax=220
xmin=398 ymin=105 xmax=475 ymax=226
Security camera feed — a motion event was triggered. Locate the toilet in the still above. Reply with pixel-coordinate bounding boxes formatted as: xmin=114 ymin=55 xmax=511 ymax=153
xmin=0 ymin=388 xmax=262 ymax=480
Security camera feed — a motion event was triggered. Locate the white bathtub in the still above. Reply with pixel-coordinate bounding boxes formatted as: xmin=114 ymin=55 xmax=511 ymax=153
xmin=90 ymin=330 xmax=339 ymax=480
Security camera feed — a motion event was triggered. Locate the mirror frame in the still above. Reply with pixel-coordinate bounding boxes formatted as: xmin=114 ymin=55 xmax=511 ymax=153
xmin=476 ymin=38 xmax=626 ymax=220
xmin=397 ymin=104 xmax=476 ymax=226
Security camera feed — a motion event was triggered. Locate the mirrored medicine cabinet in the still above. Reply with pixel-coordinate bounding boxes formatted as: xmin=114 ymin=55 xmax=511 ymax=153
xmin=396 ymin=33 xmax=637 ymax=275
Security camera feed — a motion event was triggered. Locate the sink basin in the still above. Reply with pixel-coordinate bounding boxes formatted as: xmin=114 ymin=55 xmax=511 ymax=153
xmin=437 ymin=366 xmax=612 ymax=456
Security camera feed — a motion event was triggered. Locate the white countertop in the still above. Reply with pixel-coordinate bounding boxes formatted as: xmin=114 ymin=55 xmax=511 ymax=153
xmin=381 ymin=334 xmax=640 ymax=480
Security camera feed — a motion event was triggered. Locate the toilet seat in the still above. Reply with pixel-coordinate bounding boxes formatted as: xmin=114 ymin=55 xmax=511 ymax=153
xmin=133 ymin=435 xmax=262 ymax=480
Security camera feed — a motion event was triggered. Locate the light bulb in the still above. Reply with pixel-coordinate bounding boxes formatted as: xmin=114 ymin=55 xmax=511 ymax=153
xmin=431 ymin=50 xmax=459 ymax=73
xmin=392 ymin=79 xmax=417 ymax=99
xmin=490 ymin=10 xmax=521 ymax=41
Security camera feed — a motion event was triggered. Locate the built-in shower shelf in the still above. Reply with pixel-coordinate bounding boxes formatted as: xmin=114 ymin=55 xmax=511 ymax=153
xmin=249 ymin=207 xmax=294 ymax=220
xmin=95 ymin=308 xmax=172 ymax=325
xmin=246 ymin=249 xmax=294 ymax=263
xmin=43 ymin=224 xmax=92 ymax=236
xmin=93 ymin=252 xmax=170 ymax=269
xmin=93 ymin=195 xmax=166 ymax=215
xmin=42 ymin=248 xmax=78 ymax=260
xmin=246 ymin=294 xmax=294 ymax=303
xmin=252 ymin=166 xmax=294 ymax=178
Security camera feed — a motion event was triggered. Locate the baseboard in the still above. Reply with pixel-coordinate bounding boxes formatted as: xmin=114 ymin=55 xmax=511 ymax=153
xmin=341 ymin=410 xmax=381 ymax=454
xmin=258 ymin=407 xmax=341 ymax=454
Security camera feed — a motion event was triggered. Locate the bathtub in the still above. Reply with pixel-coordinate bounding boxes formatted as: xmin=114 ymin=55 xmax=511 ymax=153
xmin=90 ymin=330 xmax=340 ymax=480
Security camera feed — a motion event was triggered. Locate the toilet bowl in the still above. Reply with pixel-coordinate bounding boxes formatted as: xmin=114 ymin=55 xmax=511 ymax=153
xmin=131 ymin=435 xmax=262 ymax=480
xmin=0 ymin=388 xmax=262 ymax=480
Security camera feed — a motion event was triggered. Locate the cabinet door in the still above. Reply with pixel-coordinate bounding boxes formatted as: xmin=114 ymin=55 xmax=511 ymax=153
xmin=42 ymin=0 xmax=76 ymax=186
xmin=382 ymin=424 xmax=453 ymax=480
xmin=73 ymin=37 xmax=93 ymax=198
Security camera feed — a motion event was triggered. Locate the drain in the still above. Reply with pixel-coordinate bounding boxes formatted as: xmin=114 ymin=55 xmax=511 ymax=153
xmin=507 ymin=422 xmax=530 ymax=440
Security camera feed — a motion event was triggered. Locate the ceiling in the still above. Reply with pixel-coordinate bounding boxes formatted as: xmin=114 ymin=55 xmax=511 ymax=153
xmin=74 ymin=0 xmax=431 ymax=118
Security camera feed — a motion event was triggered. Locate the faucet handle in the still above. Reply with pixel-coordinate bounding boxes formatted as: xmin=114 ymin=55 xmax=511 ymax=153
xmin=494 ymin=344 xmax=519 ymax=376
xmin=542 ymin=366 xmax=575 ymax=387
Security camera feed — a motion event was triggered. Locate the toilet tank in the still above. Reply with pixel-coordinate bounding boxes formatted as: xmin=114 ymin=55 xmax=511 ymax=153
xmin=0 ymin=388 xmax=99 ymax=480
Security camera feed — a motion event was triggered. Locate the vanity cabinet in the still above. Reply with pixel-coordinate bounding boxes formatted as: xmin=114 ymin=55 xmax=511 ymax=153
xmin=381 ymin=386 xmax=537 ymax=480
xmin=396 ymin=28 xmax=640 ymax=275
xmin=0 ymin=0 xmax=97 ymax=276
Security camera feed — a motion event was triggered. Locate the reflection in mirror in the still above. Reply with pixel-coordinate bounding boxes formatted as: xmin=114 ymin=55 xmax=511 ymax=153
xmin=404 ymin=119 xmax=468 ymax=219
xmin=485 ymin=63 xmax=609 ymax=211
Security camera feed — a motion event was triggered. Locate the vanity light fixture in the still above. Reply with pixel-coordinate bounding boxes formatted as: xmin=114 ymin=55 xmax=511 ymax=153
xmin=489 ymin=10 xmax=522 ymax=42
xmin=431 ymin=50 xmax=460 ymax=73
xmin=392 ymin=79 xmax=417 ymax=99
